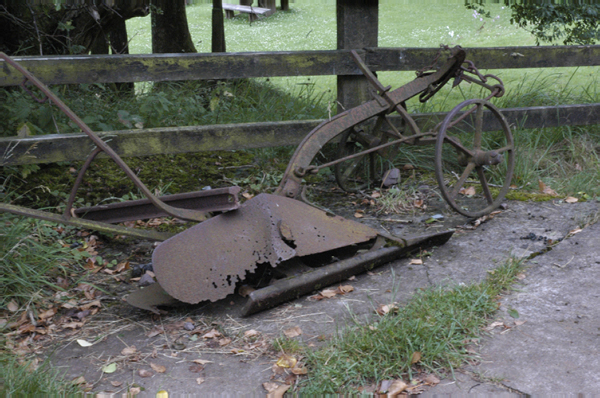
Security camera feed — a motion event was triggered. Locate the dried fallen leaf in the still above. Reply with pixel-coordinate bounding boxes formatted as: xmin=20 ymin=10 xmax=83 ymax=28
xmin=121 ymin=346 xmax=137 ymax=355
xmin=129 ymin=387 xmax=141 ymax=395
xmin=138 ymin=369 xmax=153 ymax=378
xmin=320 ymin=289 xmax=337 ymax=298
xmin=72 ymin=376 xmax=86 ymax=385
xmin=283 ymin=326 xmax=302 ymax=339
xmin=265 ymin=383 xmax=291 ymax=398
xmin=276 ymin=354 xmax=297 ymax=368
xmin=354 ymin=212 xmax=364 ymax=218
xmin=110 ymin=381 xmax=123 ymax=387
xmin=484 ymin=321 xmax=505 ymax=331
xmin=514 ymin=320 xmax=527 ymax=326
xmin=63 ymin=321 xmax=84 ymax=330
xmin=79 ymin=300 xmax=102 ymax=311
xmin=218 ymin=338 xmax=232 ymax=346
xmin=202 ymin=329 xmax=222 ymax=339
xmin=242 ymin=192 xmax=254 ymax=200
xmin=115 ymin=261 xmax=130 ymax=273
xmin=459 ymin=186 xmax=476 ymax=196
xmin=263 ymin=383 xmax=280 ymax=393
xmin=539 ymin=180 xmax=559 ymax=196
xmin=376 ymin=303 xmax=398 ymax=316
xmin=565 ymin=196 xmax=578 ymax=203
xmin=371 ymin=191 xmax=381 ymax=198
xmin=388 ymin=379 xmax=408 ymax=396
xmin=38 ymin=308 xmax=57 ymax=320
xmin=291 ymin=365 xmax=308 ymax=375
xmin=150 ymin=363 xmax=166 ymax=373
xmin=188 ymin=363 xmax=204 ymax=373
xmin=77 ymin=339 xmax=93 ymax=347
xmin=409 ymin=258 xmax=423 ymax=265
xmin=196 ymin=377 xmax=205 ymax=385
xmin=192 ymin=359 xmax=212 ymax=365
xmin=424 ymin=374 xmax=440 ymax=385
xmin=244 ymin=329 xmax=259 ymax=338
xmin=7 ymin=300 xmax=19 ymax=312
xmin=336 ymin=285 xmax=354 ymax=294
xmin=411 ymin=351 xmax=422 ymax=364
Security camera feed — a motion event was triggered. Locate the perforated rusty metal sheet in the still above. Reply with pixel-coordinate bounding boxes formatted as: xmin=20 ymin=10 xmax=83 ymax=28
xmin=152 ymin=194 xmax=378 ymax=304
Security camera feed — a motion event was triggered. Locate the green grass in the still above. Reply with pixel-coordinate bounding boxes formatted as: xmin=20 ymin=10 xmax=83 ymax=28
xmin=0 ymin=213 xmax=85 ymax=308
xmin=0 ymin=355 xmax=82 ymax=396
xmin=300 ymin=257 xmax=525 ymax=394
xmin=125 ymin=2 xmax=596 ymax=113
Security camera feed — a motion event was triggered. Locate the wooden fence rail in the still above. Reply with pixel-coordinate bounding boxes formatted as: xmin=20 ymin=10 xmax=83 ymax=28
xmin=1 ymin=45 xmax=598 ymax=166
xmin=2 ymin=103 xmax=599 ymax=166
xmin=1 ymin=45 xmax=599 ymax=86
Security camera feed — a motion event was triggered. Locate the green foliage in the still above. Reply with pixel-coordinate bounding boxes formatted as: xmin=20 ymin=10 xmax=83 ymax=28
xmin=0 ymin=355 xmax=81 ymax=396
xmin=301 ymin=258 xmax=524 ymax=394
xmin=466 ymin=2 xmax=600 ymax=45
xmin=0 ymin=213 xmax=84 ymax=308
xmin=0 ymin=79 xmax=327 ymax=138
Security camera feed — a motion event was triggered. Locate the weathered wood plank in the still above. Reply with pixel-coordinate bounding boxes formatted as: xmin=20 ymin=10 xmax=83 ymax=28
xmin=0 ymin=51 xmax=359 ymax=86
xmin=1 ymin=46 xmax=598 ymax=86
xmin=2 ymin=103 xmax=598 ymax=166
xmin=369 ymin=45 xmax=600 ymax=71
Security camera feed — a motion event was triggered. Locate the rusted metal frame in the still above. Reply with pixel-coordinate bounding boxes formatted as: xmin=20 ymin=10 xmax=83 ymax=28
xmin=64 ymin=147 xmax=102 ymax=219
xmin=0 ymin=202 xmax=174 ymax=241
xmin=305 ymin=131 xmax=436 ymax=174
xmin=241 ymin=229 xmax=454 ymax=316
xmin=74 ymin=187 xmax=241 ymax=224
xmin=276 ymin=51 xmax=466 ymax=199
xmin=0 ymin=53 xmax=206 ymax=223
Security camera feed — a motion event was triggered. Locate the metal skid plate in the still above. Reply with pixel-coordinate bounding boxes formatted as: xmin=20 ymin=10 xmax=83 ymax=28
xmin=151 ymin=193 xmax=379 ymax=304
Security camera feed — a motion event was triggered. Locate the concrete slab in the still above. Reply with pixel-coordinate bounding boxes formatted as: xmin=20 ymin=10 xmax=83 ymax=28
xmin=466 ymin=218 xmax=600 ymax=395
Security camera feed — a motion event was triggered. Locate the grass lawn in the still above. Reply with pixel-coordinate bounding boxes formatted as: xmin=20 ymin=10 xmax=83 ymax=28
xmin=127 ymin=2 xmax=597 ymax=113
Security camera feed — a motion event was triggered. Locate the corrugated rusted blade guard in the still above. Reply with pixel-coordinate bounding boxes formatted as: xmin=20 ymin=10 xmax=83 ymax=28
xmin=128 ymin=193 xmax=453 ymax=315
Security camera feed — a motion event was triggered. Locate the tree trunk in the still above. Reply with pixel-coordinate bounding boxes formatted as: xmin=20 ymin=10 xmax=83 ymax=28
xmin=212 ymin=0 xmax=226 ymax=53
xmin=151 ymin=0 xmax=197 ymax=53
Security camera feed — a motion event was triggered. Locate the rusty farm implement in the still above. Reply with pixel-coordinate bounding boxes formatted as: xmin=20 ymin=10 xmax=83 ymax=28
xmin=0 ymin=46 xmax=513 ymax=315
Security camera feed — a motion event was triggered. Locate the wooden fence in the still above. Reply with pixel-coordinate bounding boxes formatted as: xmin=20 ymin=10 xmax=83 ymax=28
xmin=1 ymin=45 xmax=599 ymax=166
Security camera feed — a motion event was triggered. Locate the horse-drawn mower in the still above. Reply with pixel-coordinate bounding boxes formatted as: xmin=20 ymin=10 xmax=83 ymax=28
xmin=0 ymin=46 xmax=513 ymax=315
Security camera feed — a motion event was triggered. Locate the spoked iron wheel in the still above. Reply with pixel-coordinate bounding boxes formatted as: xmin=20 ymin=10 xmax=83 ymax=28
xmin=334 ymin=117 xmax=400 ymax=193
xmin=435 ymin=99 xmax=515 ymax=218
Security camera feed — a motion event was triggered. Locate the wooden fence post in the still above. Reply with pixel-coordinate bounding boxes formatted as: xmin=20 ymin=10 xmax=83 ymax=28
xmin=336 ymin=0 xmax=378 ymax=112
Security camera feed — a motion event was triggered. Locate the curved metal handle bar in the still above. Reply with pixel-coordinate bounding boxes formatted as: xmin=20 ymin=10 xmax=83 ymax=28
xmin=276 ymin=48 xmax=467 ymax=199
xmin=0 ymin=52 xmax=206 ymax=222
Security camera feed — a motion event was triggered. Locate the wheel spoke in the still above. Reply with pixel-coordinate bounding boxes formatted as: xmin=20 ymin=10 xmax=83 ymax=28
xmin=451 ymin=162 xmax=476 ymax=199
xmin=474 ymin=103 xmax=483 ymax=149
xmin=476 ymin=167 xmax=494 ymax=204
xmin=341 ymin=152 xmax=368 ymax=181
xmin=444 ymin=135 xmax=474 ymax=157
xmin=496 ymin=144 xmax=513 ymax=154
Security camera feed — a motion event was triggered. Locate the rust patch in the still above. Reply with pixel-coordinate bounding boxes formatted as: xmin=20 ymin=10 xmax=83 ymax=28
xmin=152 ymin=194 xmax=378 ymax=304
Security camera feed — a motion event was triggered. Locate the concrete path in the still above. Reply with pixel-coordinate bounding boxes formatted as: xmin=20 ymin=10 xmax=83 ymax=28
xmin=427 ymin=210 xmax=600 ymax=396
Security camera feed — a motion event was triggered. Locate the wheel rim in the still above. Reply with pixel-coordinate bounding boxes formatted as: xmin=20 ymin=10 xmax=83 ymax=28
xmin=434 ymin=99 xmax=515 ymax=218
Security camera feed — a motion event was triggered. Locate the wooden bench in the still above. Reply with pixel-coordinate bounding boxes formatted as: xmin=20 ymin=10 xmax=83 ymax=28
xmin=222 ymin=3 xmax=272 ymax=22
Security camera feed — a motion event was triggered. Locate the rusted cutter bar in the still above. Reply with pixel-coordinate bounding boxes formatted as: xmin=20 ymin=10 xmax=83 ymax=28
xmin=241 ymin=230 xmax=454 ymax=316
xmin=74 ymin=186 xmax=240 ymax=224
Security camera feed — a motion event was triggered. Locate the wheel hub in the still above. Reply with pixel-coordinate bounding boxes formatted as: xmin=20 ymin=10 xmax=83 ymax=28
xmin=473 ymin=150 xmax=503 ymax=166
